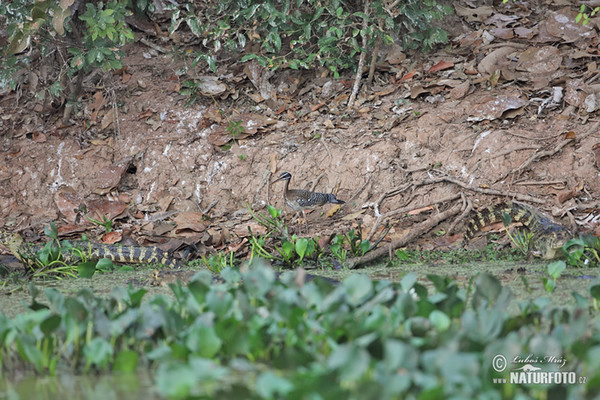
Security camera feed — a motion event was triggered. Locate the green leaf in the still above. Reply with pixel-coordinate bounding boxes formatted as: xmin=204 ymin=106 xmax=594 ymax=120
xmin=401 ymin=272 xmax=417 ymax=292
xmin=396 ymin=249 xmax=410 ymax=260
xmin=359 ymin=239 xmax=370 ymax=254
xmin=295 ymin=238 xmax=308 ymax=261
xmin=78 ymin=261 xmax=97 ymax=278
xmin=186 ymin=323 xmax=222 ymax=358
xmin=44 ymin=222 xmax=59 ymax=239
xmin=114 ymin=350 xmax=139 ymax=372
xmin=543 ymin=278 xmax=556 ymax=293
xmin=266 ymin=205 xmax=280 ymax=218
xmin=84 ymin=337 xmax=113 ymax=369
xmin=156 ymin=361 xmax=197 ymax=398
xmin=429 ymin=310 xmax=450 ymax=332
xmin=95 ymin=258 xmax=114 ymax=271
xmin=352 ymin=11 xmax=369 ymax=20
xmin=282 ymin=240 xmax=294 ymax=259
xmin=590 ymin=284 xmax=600 ymax=301
xmin=501 ymin=210 xmax=512 ymax=226
xmin=327 ymin=343 xmax=370 ymax=382
xmin=40 ymin=314 xmax=61 ymax=336
xmin=256 ymin=371 xmax=293 ymax=398
xmin=17 ymin=339 xmax=43 ymax=370
xmin=343 ymin=274 xmax=372 ymax=306
xmin=547 ymin=260 xmax=566 ymax=280
xmin=269 ymin=31 xmax=282 ymax=53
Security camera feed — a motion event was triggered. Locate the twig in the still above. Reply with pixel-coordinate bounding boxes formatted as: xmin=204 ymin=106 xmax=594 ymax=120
xmin=502 ymin=121 xmax=600 ymax=180
xmin=347 ymin=0 xmax=370 ymax=109
xmin=366 ymin=32 xmax=381 ymax=87
xmin=349 ymin=176 xmax=372 ymax=203
xmin=348 ymin=202 xmax=462 ymax=269
xmin=426 ymin=174 xmax=547 ymax=204
xmin=367 ymin=193 xmax=461 ymax=241
xmin=320 ymin=134 xmax=332 ymax=160
xmin=447 ymin=194 xmax=472 ymax=235
xmin=364 ymin=224 xmax=391 ymax=254
xmin=479 ymin=42 xmax=529 ymax=50
xmin=309 ymin=173 xmax=324 ymax=192
xmin=140 ymin=38 xmax=169 ymax=54
xmin=505 ymin=130 xmax=565 ymax=141
xmin=373 ymin=183 xmax=412 ymax=215
xmin=201 ymin=200 xmax=218 ymax=214
xmin=514 ymin=180 xmax=566 ymax=186
xmin=490 ymin=145 xmax=538 ymax=159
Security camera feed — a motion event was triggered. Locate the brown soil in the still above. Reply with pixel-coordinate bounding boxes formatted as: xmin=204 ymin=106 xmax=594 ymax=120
xmin=1 ymin=3 xmax=600 ymax=263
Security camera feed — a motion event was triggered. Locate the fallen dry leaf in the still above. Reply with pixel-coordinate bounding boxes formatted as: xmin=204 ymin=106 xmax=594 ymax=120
xmin=467 ymin=95 xmax=527 ymax=122
xmin=101 ymin=231 xmax=123 ymax=244
xmin=546 ymin=7 xmax=597 ymax=43
xmin=516 ymin=46 xmax=562 ymax=74
xmin=478 ymin=46 xmax=516 ymax=75
xmin=400 ymin=71 xmax=417 ymax=82
xmin=325 ymin=204 xmax=342 ymax=218
xmin=56 ymin=224 xmax=87 ymax=237
xmin=341 ymin=210 xmax=365 ymax=221
xmin=86 ymin=198 xmax=128 ymax=221
xmin=101 ymin=108 xmax=116 ymax=130
xmin=91 ymin=91 xmax=105 ymax=120
xmin=55 ymin=187 xmax=84 ymax=222
xmin=428 ymin=60 xmax=454 ymax=73
xmin=94 ymin=157 xmax=133 ymax=195
xmin=449 ymin=80 xmax=470 ymax=100
xmin=454 ymin=5 xmax=493 ymax=22
xmin=234 ymin=220 xmax=267 ymax=237
xmin=593 ymin=143 xmax=600 ymax=168
xmin=32 ymin=131 xmax=47 ymax=143
xmin=173 ymin=211 xmax=207 ymax=236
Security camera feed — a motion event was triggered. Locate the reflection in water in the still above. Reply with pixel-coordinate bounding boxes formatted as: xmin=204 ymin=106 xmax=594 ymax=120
xmin=0 ymin=371 xmax=161 ymax=400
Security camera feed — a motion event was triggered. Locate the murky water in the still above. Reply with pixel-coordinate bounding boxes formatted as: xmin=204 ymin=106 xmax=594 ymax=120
xmin=0 ymin=371 xmax=160 ymax=400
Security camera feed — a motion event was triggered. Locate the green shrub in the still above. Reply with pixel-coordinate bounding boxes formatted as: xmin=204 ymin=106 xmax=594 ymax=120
xmin=169 ymin=0 xmax=452 ymax=77
xmin=0 ymin=0 xmax=133 ymax=111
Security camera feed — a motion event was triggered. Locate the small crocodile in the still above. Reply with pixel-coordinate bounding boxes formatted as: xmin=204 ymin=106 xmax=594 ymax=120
xmin=462 ymin=202 xmax=572 ymax=259
xmin=0 ymin=228 xmax=178 ymax=268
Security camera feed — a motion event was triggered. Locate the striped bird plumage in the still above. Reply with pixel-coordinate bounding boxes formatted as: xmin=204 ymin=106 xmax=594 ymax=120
xmin=271 ymin=172 xmax=345 ymax=211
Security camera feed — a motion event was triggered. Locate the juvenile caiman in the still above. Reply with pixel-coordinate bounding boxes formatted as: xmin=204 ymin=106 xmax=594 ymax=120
xmin=462 ymin=201 xmax=572 ymax=259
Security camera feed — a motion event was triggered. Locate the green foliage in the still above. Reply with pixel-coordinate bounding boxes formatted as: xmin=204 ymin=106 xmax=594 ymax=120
xmin=543 ymin=260 xmax=566 ymax=293
xmin=226 ymin=120 xmax=245 ymax=138
xmin=330 ymin=228 xmax=370 ymax=263
xmin=201 ymin=251 xmax=235 ymax=273
xmin=168 ymin=0 xmax=451 ymax=77
xmin=0 ymin=0 xmax=133 ymax=98
xmin=11 ymin=222 xmax=115 ymax=280
xmin=178 ymin=79 xmax=206 ymax=106
xmin=564 ymin=236 xmax=600 ymax=268
xmin=2 ymin=265 xmax=600 ymax=398
xmin=85 ymin=214 xmax=114 ymax=233
xmin=576 ymin=5 xmax=599 ymax=25
xmin=248 ymin=204 xmax=289 ymax=240
xmin=276 ymin=234 xmax=319 ymax=264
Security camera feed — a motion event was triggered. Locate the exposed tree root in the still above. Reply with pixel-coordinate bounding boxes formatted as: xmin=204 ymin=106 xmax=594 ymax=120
xmin=347 ymin=202 xmax=462 ymax=269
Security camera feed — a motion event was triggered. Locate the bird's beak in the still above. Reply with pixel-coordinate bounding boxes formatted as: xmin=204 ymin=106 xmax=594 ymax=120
xmin=271 ymin=176 xmax=285 ymax=184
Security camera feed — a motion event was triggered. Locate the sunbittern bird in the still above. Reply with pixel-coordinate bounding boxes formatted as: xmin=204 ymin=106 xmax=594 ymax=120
xmin=271 ymin=172 xmax=345 ymax=226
